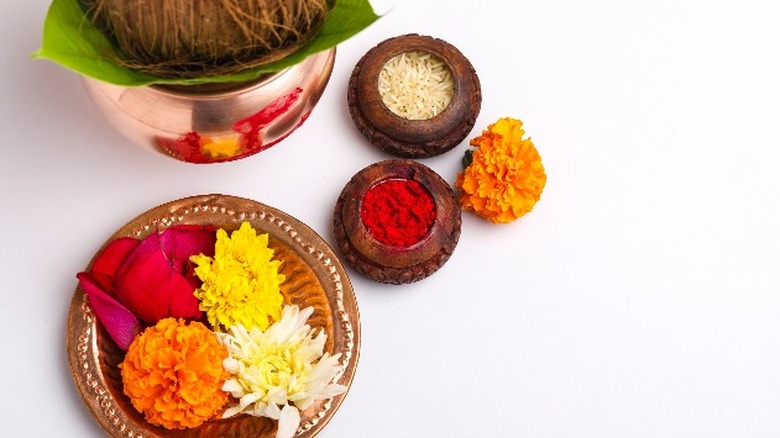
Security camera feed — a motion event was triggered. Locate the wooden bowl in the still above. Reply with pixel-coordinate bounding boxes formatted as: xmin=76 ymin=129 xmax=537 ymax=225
xmin=333 ymin=160 xmax=461 ymax=284
xmin=347 ymin=34 xmax=481 ymax=159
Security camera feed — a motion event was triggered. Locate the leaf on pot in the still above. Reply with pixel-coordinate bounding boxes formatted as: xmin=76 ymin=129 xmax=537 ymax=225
xmin=31 ymin=0 xmax=160 ymax=86
xmin=32 ymin=0 xmax=381 ymax=86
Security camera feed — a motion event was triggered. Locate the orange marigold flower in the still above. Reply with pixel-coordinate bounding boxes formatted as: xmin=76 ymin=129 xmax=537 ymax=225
xmin=120 ymin=318 xmax=229 ymax=430
xmin=456 ymin=117 xmax=546 ymax=223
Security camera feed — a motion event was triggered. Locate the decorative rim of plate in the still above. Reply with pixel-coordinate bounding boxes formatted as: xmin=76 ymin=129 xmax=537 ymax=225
xmin=66 ymin=194 xmax=360 ymax=438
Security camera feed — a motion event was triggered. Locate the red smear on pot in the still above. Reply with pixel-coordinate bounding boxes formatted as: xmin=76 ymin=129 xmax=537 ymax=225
xmin=155 ymin=88 xmax=303 ymax=163
xmin=233 ymin=87 xmax=303 ymax=152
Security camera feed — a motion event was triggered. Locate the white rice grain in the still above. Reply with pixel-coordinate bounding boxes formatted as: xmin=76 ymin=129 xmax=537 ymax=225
xmin=378 ymin=51 xmax=454 ymax=120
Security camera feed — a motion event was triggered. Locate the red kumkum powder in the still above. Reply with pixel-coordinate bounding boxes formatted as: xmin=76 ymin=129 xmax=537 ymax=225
xmin=360 ymin=179 xmax=436 ymax=247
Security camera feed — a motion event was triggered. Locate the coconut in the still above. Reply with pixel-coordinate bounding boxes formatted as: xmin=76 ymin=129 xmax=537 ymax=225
xmin=79 ymin=0 xmax=332 ymax=78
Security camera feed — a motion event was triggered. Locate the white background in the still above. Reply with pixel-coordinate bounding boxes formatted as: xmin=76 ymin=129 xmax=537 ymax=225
xmin=2 ymin=0 xmax=780 ymax=436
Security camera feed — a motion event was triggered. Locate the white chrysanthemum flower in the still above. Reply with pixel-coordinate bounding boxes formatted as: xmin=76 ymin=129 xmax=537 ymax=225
xmin=218 ymin=305 xmax=347 ymax=438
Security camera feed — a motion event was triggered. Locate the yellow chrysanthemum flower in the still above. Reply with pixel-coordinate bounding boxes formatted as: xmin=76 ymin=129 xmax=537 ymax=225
xmin=191 ymin=222 xmax=285 ymax=332
xmin=218 ymin=305 xmax=346 ymax=438
xmin=456 ymin=117 xmax=546 ymax=223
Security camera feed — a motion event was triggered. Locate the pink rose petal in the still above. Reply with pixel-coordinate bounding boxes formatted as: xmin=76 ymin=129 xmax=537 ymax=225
xmin=159 ymin=225 xmax=216 ymax=288
xmin=88 ymin=237 xmax=139 ymax=294
xmin=76 ymin=272 xmax=141 ymax=351
xmin=114 ymin=232 xmax=202 ymax=323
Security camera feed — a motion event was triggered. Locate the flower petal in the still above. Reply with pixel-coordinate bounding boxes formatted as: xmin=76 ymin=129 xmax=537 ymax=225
xmin=239 ymin=392 xmax=263 ymax=409
xmin=222 ymin=357 xmax=241 ymax=374
xmin=251 ymin=401 xmax=269 ymax=417
xmin=88 ymin=237 xmax=139 ymax=293
xmin=267 ymin=387 xmax=289 ymax=406
xmin=222 ymin=404 xmax=245 ymax=419
xmin=76 ymin=272 xmax=140 ymax=350
xmin=264 ymin=402 xmax=282 ymax=420
xmin=276 ymin=405 xmax=300 ymax=438
xmin=114 ymin=232 xmax=201 ymax=323
xmin=321 ymin=383 xmax=348 ymax=399
xmin=222 ymin=378 xmax=243 ymax=396
xmin=159 ymin=225 xmax=216 ymax=288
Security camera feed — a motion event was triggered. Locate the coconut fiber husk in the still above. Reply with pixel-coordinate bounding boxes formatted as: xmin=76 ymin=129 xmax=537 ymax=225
xmin=80 ymin=0 xmax=331 ymax=78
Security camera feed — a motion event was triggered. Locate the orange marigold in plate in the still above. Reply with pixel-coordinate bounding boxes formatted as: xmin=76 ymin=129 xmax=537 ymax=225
xmin=120 ymin=318 xmax=229 ymax=430
xmin=456 ymin=117 xmax=546 ymax=223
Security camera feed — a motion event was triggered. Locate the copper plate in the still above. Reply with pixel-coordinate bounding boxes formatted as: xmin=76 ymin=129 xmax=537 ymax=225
xmin=67 ymin=194 xmax=360 ymax=438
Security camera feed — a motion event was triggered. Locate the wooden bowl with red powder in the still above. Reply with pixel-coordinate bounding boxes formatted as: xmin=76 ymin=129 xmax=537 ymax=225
xmin=333 ymin=159 xmax=461 ymax=284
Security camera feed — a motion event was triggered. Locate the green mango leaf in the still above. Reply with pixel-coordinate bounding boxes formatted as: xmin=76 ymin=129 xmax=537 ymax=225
xmin=32 ymin=0 xmax=380 ymax=87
